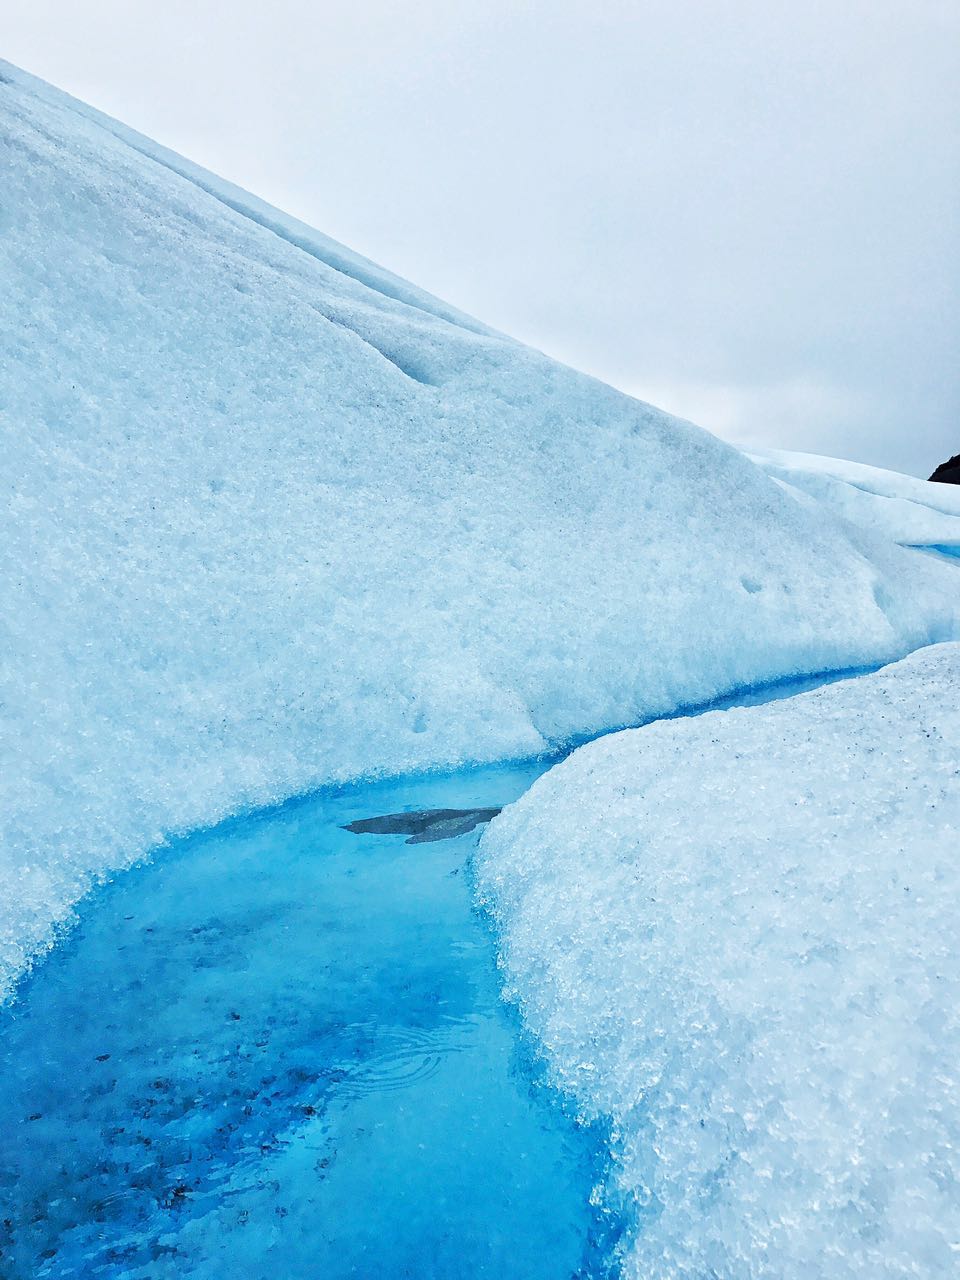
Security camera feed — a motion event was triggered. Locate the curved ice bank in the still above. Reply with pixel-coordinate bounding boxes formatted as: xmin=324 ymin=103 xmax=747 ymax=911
xmin=478 ymin=643 xmax=960 ymax=1278
xmin=2 ymin=60 xmax=959 ymax=999
xmin=750 ymin=449 xmax=960 ymax=549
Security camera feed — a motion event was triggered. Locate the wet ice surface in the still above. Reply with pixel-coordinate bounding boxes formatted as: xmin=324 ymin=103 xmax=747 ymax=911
xmin=0 ymin=763 xmax=619 ymax=1280
xmin=0 ymin=666 xmax=881 ymax=1279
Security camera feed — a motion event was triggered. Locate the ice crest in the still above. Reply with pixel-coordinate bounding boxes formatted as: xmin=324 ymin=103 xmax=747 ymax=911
xmin=751 ymin=448 xmax=960 ymax=550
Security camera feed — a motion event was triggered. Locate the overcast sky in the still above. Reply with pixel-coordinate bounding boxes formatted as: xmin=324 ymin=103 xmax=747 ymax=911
xmin=6 ymin=1 xmax=958 ymax=476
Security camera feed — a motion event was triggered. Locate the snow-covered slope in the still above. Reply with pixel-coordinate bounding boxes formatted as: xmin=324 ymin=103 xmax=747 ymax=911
xmin=750 ymin=448 xmax=960 ymax=550
xmin=479 ymin=644 xmax=960 ymax=1278
xmin=1 ymin=60 xmax=958 ymax=997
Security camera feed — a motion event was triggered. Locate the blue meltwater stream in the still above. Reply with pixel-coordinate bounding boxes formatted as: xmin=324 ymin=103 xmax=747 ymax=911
xmin=0 ymin=669 xmax=865 ymax=1279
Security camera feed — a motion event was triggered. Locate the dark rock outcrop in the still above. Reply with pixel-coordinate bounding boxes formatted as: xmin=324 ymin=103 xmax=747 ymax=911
xmin=929 ymin=453 xmax=960 ymax=484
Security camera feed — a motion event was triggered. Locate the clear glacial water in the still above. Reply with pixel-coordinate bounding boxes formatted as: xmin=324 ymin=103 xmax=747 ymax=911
xmin=0 ymin=667 xmax=870 ymax=1280
xmin=0 ymin=761 xmax=622 ymax=1280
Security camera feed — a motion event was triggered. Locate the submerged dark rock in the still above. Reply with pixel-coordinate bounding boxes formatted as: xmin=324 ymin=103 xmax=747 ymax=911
xmin=929 ymin=452 xmax=960 ymax=484
xmin=343 ymin=807 xmax=502 ymax=844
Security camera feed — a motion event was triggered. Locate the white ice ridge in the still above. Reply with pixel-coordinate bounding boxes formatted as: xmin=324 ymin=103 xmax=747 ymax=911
xmin=479 ymin=644 xmax=960 ymax=1279
xmin=749 ymin=448 xmax=960 ymax=550
xmin=1 ymin=59 xmax=959 ymax=998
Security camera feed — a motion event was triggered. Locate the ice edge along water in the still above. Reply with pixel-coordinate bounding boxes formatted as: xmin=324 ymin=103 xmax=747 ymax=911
xmin=478 ymin=642 xmax=960 ymax=1280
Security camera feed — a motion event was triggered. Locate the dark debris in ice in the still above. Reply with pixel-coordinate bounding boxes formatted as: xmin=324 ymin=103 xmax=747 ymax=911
xmin=343 ymin=807 xmax=502 ymax=844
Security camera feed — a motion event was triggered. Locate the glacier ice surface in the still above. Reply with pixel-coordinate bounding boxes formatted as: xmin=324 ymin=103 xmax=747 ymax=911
xmin=750 ymin=448 xmax=960 ymax=549
xmin=1 ymin=58 xmax=959 ymax=998
xmin=478 ymin=644 xmax=960 ymax=1278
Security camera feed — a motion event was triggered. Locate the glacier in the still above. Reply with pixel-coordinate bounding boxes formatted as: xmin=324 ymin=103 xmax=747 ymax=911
xmin=1 ymin=50 xmax=959 ymax=1020
xmin=478 ymin=644 xmax=960 ymax=1278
